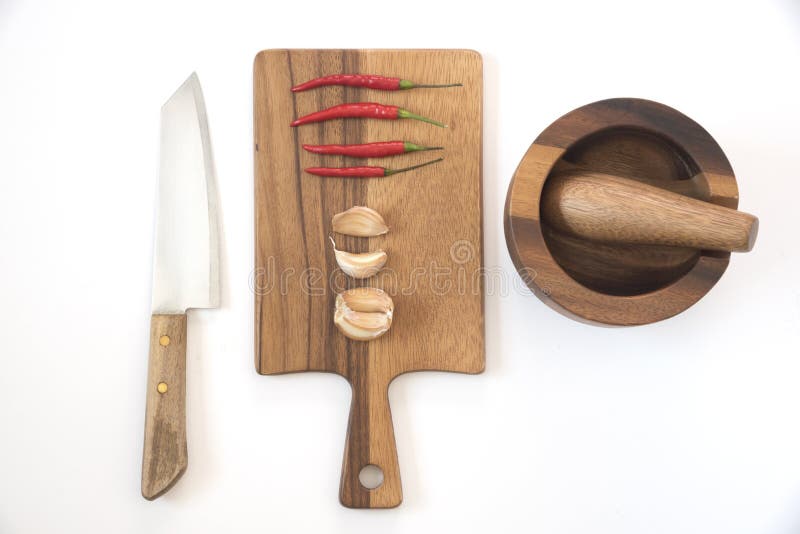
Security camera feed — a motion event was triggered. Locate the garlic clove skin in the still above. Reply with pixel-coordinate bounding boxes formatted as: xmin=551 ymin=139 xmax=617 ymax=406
xmin=332 ymin=206 xmax=389 ymax=237
xmin=329 ymin=237 xmax=387 ymax=279
xmin=334 ymin=288 xmax=394 ymax=341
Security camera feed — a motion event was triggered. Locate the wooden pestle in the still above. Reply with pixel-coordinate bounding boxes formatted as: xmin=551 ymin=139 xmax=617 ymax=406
xmin=541 ymin=170 xmax=759 ymax=252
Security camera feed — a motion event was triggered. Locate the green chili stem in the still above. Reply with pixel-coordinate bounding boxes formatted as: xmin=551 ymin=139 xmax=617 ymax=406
xmin=385 ymin=157 xmax=444 ymax=176
xmin=397 ymin=108 xmax=448 ymax=128
xmin=412 ymin=83 xmax=462 ymax=88
xmin=403 ymin=142 xmax=444 ymax=153
xmin=399 ymin=79 xmax=462 ymax=90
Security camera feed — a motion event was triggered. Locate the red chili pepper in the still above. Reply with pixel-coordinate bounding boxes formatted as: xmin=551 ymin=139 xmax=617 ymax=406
xmin=291 ymin=74 xmax=462 ymax=92
xmin=290 ymin=103 xmax=447 ymax=128
xmin=302 ymin=141 xmax=442 ymax=158
xmin=305 ymin=157 xmax=443 ymax=178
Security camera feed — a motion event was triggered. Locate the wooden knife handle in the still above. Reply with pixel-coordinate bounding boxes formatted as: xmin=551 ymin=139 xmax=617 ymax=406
xmin=141 ymin=313 xmax=188 ymax=500
xmin=339 ymin=369 xmax=402 ymax=508
xmin=542 ymin=171 xmax=759 ymax=252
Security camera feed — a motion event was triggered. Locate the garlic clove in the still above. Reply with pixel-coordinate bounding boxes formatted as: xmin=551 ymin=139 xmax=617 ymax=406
xmin=334 ymin=288 xmax=394 ymax=341
xmin=334 ymin=309 xmax=392 ymax=341
xmin=329 ymin=237 xmax=387 ymax=279
xmin=339 ymin=286 xmax=394 ymax=314
xmin=332 ymin=206 xmax=389 ymax=237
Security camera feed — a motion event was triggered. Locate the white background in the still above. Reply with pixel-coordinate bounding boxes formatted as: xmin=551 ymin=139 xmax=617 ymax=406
xmin=2 ymin=1 xmax=799 ymax=532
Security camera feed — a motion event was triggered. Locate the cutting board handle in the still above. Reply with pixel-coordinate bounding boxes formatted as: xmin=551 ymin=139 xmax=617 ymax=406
xmin=339 ymin=369 xmax=402 ymax=508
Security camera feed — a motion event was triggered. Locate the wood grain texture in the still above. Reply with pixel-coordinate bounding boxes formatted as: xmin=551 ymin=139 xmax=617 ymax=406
xmin=142 ymin=313 xmax=187 ymax=500
xmin=505 ymin=98 xmax=746 ymax=325
xmin=542 ymin=170 xmax=758 ymax=252
xmin=254 ymin=49 xmax=484 ymax=508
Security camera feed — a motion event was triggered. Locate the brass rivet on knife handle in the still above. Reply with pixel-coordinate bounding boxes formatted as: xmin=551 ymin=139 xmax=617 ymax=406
xmin=159 ymin=335 xmax=170 ymax=347
xmin=142 ymin=313 xmax=188 ymax=500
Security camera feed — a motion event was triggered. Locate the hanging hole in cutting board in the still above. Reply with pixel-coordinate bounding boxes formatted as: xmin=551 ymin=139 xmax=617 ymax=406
xmin=358 ymin=465 xmax=384 ymax=490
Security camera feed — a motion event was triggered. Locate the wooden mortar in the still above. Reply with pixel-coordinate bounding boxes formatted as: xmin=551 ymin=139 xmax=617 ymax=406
xmin=504 ymin=98 xmax=758 ymax=326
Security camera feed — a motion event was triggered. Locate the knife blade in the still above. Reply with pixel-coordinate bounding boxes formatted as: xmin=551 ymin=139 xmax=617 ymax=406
xmin=141 ymin=72 xmax=219 ymax=500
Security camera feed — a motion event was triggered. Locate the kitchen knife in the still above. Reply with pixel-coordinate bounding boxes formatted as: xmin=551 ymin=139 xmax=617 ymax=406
xmin=141 ymin=73 xmax=219 ymax=500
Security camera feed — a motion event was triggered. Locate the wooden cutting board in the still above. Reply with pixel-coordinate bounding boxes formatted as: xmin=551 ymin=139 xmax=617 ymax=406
xmin=253 ymin=49 xmax=484 ymax=508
